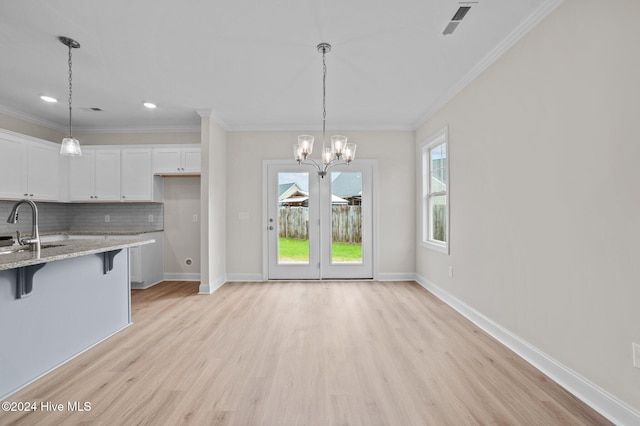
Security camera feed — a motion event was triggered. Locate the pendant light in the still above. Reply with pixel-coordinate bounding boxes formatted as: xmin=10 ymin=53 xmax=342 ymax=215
xmin=59 ymin=36 xmax=82 ymax=156
xmin=293 ymin=43 xmax=356 ymax=178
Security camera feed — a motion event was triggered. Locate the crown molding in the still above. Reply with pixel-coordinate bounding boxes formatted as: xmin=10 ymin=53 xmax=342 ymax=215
xmin=413 ymin=0 xmax=565 ymax=129
xmin=73 ymin=125 xmax=201 ymax=134
xmin=223 ymin=122 xmax=416 ymax=132
xmin=195 ymin=108 xmax=229 ymax=131
xmin=0 ymin=104 xmax=66 ymax=132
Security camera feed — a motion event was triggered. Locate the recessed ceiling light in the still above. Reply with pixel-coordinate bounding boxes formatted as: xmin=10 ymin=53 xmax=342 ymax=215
xmin=143 ymin=102 xmax=157 ymax=109
xmin=40 ymin=95 xmax=58 ymax=103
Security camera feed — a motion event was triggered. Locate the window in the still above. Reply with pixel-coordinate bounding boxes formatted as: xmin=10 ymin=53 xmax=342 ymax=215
xmin=421 ymin=126 xmax=449 ymax=253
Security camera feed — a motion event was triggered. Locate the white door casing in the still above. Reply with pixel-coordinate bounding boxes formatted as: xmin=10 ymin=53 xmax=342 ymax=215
xmin=264 ymin=160 xmax=375 ymax=280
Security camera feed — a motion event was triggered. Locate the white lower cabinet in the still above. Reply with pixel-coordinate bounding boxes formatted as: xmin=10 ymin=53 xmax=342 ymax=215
xmin=66 ymin=232 xmax=163 ymax=288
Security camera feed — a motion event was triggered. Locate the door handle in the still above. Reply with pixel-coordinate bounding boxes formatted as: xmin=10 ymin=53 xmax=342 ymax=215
xmin=269 ymin=226 xmax=274 ymax=230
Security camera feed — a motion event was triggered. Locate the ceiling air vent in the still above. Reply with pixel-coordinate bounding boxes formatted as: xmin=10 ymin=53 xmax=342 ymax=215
xmin=443 ymin=5 xmax=472 ymax=36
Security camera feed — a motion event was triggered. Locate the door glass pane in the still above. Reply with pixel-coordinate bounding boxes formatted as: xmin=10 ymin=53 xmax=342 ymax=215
xmin=330 ymin=172 xmax=363 ymax=264
xmin=278 ymin=172 xmax=309 ymax=264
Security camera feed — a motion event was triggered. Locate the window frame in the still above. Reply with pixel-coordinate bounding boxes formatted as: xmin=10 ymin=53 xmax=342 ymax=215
xmin=420 ymin=126 xmax=449 ymax=254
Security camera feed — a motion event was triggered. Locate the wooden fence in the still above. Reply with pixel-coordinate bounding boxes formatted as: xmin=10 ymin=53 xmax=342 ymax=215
xmin=433 ymin=205 xmax=446 ymax=242
xmin=278 ymin=206 xmax=309 ymax=240
xmin=279 ymin=206 xmax=362 ymax=244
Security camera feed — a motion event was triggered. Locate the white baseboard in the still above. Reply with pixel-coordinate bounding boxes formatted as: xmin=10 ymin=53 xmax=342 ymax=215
xmin=226 ymin=273 xmax=264 ymax=282
xmin=413 ymin=274 xmax=640 ymax=426
xmin=131 ymin=279 xmax=163 ymax=290
xmin=376 ymin=272 xmax=416 ymax=281
xmin=198 ymin=274 xmax=227 ymax=295
xmin=163 ymin=272 xmax=201 ymax=282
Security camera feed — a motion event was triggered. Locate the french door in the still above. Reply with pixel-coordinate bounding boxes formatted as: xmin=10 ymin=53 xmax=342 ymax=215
xmin=265 ymin=160 xmax=374 ymax=280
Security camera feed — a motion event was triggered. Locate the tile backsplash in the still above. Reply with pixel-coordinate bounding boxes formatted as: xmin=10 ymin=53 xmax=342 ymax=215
xmin=0 ymin=201 xmax=163 ymax=237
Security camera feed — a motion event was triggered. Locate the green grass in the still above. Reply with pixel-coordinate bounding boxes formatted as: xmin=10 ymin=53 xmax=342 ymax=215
xmin=278 ymin=238 xmax=310 ymax=262
xmin=279 ymin=238 xmax=362 ymax=262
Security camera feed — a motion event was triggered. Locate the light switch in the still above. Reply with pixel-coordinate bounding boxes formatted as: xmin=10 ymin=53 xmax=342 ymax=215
xmin=193 ymin=214 xmax=198 ymax=223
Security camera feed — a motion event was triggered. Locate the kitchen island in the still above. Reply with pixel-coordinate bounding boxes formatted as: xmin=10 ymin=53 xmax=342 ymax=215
xmin=0 ymin=238 xmax=154 ymax=400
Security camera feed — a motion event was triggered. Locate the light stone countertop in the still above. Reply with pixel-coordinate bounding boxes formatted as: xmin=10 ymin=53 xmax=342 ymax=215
xmin=42 ymin=229 xmax=163 ymax=236
xmin=0 ymin=238 xmax=155 ymax=271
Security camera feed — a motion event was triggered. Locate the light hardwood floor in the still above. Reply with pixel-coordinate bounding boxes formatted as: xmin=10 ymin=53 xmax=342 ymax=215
xmin=3 ymin=281 xmax=610 ymax=425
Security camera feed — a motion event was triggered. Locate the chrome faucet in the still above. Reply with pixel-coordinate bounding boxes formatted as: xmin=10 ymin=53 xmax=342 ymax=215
xmin=6 ymin=199 xmax=41 ymax=251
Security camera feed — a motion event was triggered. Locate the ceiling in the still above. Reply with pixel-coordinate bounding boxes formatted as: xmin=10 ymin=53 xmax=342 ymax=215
xmin=0 ymin=0 xmax=556 ymax=133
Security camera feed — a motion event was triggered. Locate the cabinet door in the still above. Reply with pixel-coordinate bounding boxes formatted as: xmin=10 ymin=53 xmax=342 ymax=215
xmin=94 ymin=150 xmax=121 ymax=201
xmin=182 ymin=148 xmax=201 ymax=173
xmin=0 ymin=135 xmax=28 ymax=199
xmin=121 ymin=149 xmax=152 ymax=201
xmin=152 ymin=148 xmax=181 ymax=173
xmin=27 ymin=143 xmax=59 ymax=200
xmin=69 ymin=150 xmax=95 ymax=201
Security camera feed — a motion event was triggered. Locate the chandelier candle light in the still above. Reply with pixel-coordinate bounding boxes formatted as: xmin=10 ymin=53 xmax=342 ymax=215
xmin=294 ymin=43 xmax=356 ymax=178
xmin=59 ymin=36 xmax=82 ymax=156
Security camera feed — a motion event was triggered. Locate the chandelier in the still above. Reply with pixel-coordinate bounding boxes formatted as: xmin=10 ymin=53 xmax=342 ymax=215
xmin=293 ymin=43 xmax=356 ymax=178
xmin=59 ymin=36 xmax=82 ymax=156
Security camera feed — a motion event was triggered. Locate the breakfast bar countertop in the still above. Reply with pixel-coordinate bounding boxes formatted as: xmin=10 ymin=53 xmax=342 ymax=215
xmin=0 ymin=238 xmax=155 ymax=271
xmin=41 ymin=229 xmax=163 ymax=236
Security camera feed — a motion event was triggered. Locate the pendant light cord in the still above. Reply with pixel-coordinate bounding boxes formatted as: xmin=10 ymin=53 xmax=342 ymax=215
xmin=322 ymin=47 xmax=327 ymax=146
xmin=67 ymin=43 xmax=73 ymax=138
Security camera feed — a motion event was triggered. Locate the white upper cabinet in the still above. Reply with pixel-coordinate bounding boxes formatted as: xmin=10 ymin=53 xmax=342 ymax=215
xmin=0 ymin=129 xmax=200 ymax=203
xmin=69 ymin=149 xmax=121 ymax=201
xmin=121 ymin=149 xmax=153 ymax=201
xmin=152 ymin=146 xmax=201 ymax=174
xmin=0 ymin=131 xmax=59 ymax=201
xmin=27 ymin=142 xmax=60 ymax=200
xmin=0 ymin=134 xmax=28 ymax=199
xmin=182 ymin=148 xmax=201 ymax=173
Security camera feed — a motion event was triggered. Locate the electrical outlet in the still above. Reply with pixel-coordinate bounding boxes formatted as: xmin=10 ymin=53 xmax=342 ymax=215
xmin=448 ymin=266 xmax=453 ymax=278
xmin=104 ymin=215 xmax=110 ymax=223
xmin=193 ymin=214 xmax=198 ymax=223
xmin=148 ymin=214 xmax=154 ymax=223
xmin=633 ymin=343 xmax=640 ymax=369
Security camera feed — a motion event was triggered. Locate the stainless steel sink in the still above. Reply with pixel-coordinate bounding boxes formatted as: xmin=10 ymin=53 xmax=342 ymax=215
xmin=0 ymin=245 xmax=30 ymax=255
xmin=0 ymin=243 xmax=65 ymax=255
xmin=41 ymin=243 xmax=65 ymax=249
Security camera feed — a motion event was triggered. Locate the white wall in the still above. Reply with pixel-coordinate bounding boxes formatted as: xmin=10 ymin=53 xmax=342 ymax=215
xmin=226 ymin=130 xmax=415 ymax=278
xmin=163 ymin=177 xmax=201 ymax=278
xmin=0 ymin=111 xmax=63 ymax=142
xmin=416 ymin=0 xmax=640 ymax=413
xmin=74 ymin=131 xmax=200 ymax=145
xmin=200 ymin=114 xmax=227 ymax=292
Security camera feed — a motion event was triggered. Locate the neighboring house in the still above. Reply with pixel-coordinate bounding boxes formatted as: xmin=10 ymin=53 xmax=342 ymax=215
xmin=279 ymin=182 xmax=349 ymax=206
xmin=331 ymin=172 xmax=362 ymax=205
xmin=279 ymin=182 xmax=308 ymax=206
xmin=430 ymin=157 xmax=447 ymax=206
